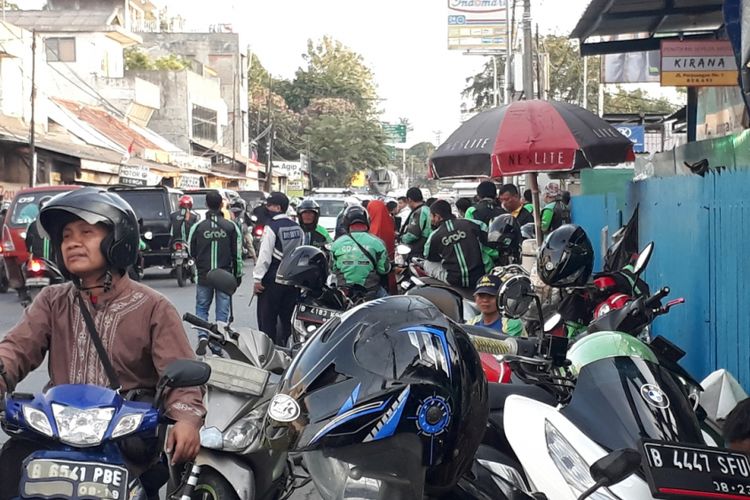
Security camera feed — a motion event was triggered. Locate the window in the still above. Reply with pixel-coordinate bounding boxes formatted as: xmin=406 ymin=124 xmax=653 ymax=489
xmin=45 ymin=37 xmax=76 ymax=62
xmin=192 ymin=104 xmax=218 ymax=142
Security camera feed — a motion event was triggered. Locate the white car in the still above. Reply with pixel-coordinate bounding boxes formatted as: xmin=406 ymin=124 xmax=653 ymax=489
xmin=310 ymin=196 xmax=360 ymax=238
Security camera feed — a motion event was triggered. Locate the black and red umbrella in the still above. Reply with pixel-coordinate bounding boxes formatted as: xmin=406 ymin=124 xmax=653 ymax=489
xmin=429 ymin=100 xmax=635 ymax=179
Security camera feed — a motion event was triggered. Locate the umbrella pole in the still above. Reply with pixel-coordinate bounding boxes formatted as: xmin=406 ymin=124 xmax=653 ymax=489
xmin=528 ymin=173 xmax=543 ymax=247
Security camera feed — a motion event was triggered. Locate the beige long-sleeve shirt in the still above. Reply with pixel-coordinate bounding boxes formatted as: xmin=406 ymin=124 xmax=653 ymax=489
xmin=0 ymin=275 xmax=205 ymax=426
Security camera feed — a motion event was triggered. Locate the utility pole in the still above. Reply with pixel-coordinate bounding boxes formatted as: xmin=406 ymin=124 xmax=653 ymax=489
xmin=231 ymin=70 xmax=237 ymax=171
xmin=582 ymin=56 xmax=588 ymax=109
xmin=29 ymin=30 xmax=37 ymax=188
xmin=504 ymin=1 xmax=512 ymax=105
xmin=522 ymin=0 xmax=542 ymax=246
xmin=265 ymin=73 xmax=273 ymax=192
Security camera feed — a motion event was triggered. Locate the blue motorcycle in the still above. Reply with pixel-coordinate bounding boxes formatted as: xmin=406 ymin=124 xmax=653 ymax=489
xmin=1 ymin=359 xmax=210 ymax=499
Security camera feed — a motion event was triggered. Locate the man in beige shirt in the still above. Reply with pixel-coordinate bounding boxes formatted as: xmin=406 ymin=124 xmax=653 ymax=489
xmin=0 ymin=187 xmax=205 ymax=500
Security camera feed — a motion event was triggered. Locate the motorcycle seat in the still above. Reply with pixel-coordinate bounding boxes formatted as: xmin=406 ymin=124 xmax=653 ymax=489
xmin=407 ymin=286 xmax=463 ymax=322
xmin=487 ymin=382 xmax=556 ymax=412
xmin=417 ymin=277 xmax=476 ymax=302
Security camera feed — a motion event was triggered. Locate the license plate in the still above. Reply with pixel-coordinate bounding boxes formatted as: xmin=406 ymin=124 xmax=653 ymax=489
xmin=296 ymin=304 xmax=340 ymax=325
xmin=26 ymin=277 xmax=50 ymax=287
xmin=22 ymin=459 xmax=128 ymax=500
xmin=642 ymin=440 xmax=750 ymax=498
xmin=173 ymin=250 xmax=188 ymax=258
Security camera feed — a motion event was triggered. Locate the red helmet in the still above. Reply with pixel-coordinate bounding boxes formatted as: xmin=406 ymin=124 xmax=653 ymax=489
xmin=179 ymin=195 xmax=193 ymax=209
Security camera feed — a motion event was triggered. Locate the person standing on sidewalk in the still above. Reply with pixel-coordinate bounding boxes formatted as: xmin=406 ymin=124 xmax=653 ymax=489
xmin=253 ymin=192 xmax=304 ymax=346
xmin=188 ymin=191 xmax=243 ymax=324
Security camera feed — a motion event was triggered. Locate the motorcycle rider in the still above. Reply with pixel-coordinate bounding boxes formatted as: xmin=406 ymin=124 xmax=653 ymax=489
xmin=297 ymin=198 xmax=332 ymax=248
xmin=229 ymin=197 xmax=256 ymax=261
xmin=399 ymin=186 xmax=432 ymax=257
xmin=331 ymin=205 xmax=390 ymax=300
xmin=170 ymin=195 xmax=199 ymax=244
xmin=0 ymin=187 xmax=205 ymax=500
xmin=465 ymin=180 xmax=506 ymax=224
xmin=423 ymin=200 xmax=491 ymax=289
xmin=540 ymin=183 xmax=571 ymax=235
xmin=188 ymin=191 xmax=243 ymax=324
xmin=467 ymin=274 xmax=525 ymax=336
xmin=499 ymin=184 xmax=534 ymax=226
xmin=253 ymin=192 xmax=304 ymax=346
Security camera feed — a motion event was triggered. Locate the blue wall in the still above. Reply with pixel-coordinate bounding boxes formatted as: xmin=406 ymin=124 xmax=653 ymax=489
xmin=573 ymin=170 xmax=750 ymax=388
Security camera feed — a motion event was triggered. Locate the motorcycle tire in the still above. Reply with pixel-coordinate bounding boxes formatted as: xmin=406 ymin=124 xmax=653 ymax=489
xmin=191 ymin=469 xmax=240 ymax=500
xmin=176 ymin=265 xmax=186 ymax=288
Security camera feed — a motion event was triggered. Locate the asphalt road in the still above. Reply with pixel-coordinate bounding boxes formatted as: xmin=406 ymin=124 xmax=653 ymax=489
xmin=0 ymin=266 xmax=320 ymax=498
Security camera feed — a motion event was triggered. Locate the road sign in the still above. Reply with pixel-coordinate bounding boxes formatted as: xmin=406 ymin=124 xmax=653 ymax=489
xmin=382 ymin=123 xmax=407 ymax=143
xmin=615 ymin=124 xmax=646 ymax=153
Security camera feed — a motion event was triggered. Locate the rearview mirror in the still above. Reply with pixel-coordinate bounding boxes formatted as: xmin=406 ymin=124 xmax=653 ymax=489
xmin=632 ymin=242 xmax=654 ymax=275
xmin=207 ymin=268 xmax=239 ymax=296
xmin=499 ymin=275 xmax=534 ymax=319
xmin=396 ymin=244 xmax=411 ymax=256
xmin=578 ymin=448 xmax=641 ymax=500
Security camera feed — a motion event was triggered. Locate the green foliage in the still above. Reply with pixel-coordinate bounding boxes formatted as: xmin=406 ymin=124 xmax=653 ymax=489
xmin=462 ymin=56 xmax=507 ymax=112
xmin=249 ymin=37 xmax=389 ymax=187
xmin=124 ymin=47 xmax=189 ymax=71
xmin=604 ymin=87 xmax=679 ymax=114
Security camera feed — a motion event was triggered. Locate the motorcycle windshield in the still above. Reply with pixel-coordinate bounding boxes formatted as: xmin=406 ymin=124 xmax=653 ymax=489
xmin=561 ymin=356 xmax=704 ymax=453
xmin=567 ymin=331 xmax=658 ymax=374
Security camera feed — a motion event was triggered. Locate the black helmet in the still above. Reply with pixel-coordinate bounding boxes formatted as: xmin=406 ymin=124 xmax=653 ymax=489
xmin=39 ymin=187 xmax=139 ymax=275
xmin=538 ymin=224 xmax=594 ymax=287
xmin=228 ymin=197 xmax=246 ymax=214
xmin=296 ymin=199 xmax=320 ymax=229
xmin=342 ymin=205 xmax=369 ymax=231
xmin=266 ymin=296 xmax=488 ymax=497
xmin=487 ymin=213 xmax=521 ymax=253
xmin=275 ymin=245 xmax=328 ymax=292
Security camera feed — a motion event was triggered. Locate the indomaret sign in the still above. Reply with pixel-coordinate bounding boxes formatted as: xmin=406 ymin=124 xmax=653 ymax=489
xmin=661 ymin=40 xmax=738 ymax=87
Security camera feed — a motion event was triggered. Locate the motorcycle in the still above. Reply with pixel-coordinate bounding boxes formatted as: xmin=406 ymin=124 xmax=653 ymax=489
xmin=1 ymin=359 xmax=210 ymax=499
xmin=179 ymin=269 xmax=293 ymax=500
xmin=171 ymin=239 xmax=195 ymax=288
xmin=250 ymin=215 xmax=264 ymax=255
xmin=20 ymin=256 xmax=65 ymax=307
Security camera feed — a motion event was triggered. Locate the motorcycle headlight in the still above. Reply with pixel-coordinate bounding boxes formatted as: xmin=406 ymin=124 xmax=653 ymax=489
xmin=23 ymin=406 xmax=53 ymax=437
xmin=222 ymin=408 xmax=265 ymax=452
xmin=545 ymin=420 xmax=621 ymax=500
xmin=111 ymin=413 xmax=144 ymax=439
xmin=52 ymin=404 xmax=114 ymax=446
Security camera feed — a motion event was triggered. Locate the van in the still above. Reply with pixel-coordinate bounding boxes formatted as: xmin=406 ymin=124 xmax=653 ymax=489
xmin=0 ymin=185 xmax=81 ymax=291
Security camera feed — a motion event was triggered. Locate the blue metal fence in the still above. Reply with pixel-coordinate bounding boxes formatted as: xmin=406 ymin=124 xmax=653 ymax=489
xmin=573 ymin=169 xmax=750 ymax=389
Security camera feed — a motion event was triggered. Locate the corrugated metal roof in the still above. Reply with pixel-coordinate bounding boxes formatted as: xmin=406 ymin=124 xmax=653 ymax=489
xmin=2 ymin=9 xmax=122 ymax=32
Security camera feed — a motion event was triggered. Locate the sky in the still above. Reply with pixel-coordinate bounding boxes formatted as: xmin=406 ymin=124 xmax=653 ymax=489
xmin=17 ymin=0 xmax=594 ymax=146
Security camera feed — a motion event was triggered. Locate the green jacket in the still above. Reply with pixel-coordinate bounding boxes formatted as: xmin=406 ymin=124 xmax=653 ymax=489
xmin=331 ymin=231 xmax=390 ymax=291
xmin=400 ymin=204 xmax=432 ymax=256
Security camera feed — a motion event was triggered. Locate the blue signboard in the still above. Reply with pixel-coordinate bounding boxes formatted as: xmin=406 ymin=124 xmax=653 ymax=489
xmin=615 ymin=124 xmax=646 ymax=153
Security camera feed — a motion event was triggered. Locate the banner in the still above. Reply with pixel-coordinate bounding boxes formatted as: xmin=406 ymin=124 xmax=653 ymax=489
xmin=448 ymin=0 xmax=508 ymax=51
xmin=661 ymin=40 xmax=738 ymax=87
xmin=615 ymin=125 xmax=646 ymax=153
xmin=602 ymin=51 xmax=660 ymax=83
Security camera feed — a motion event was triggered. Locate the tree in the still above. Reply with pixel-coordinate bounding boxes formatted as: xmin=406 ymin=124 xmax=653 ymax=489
xmin=462 ymin=56 xmax=507 ymax=112
xmin=604 ymin=87 xmax=679 ymax=114
xmin=124 ymin=48 xmax=189 ymax=71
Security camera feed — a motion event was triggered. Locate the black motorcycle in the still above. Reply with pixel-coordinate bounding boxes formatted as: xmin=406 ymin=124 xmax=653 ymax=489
xmin=171 ymin=239 xmax=195 ymax=287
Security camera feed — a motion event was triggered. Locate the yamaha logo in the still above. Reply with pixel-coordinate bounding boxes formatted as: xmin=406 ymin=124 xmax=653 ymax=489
xmin=641 ymin=384 xmax=670 ymax=409
xmin=268 ymin=394 xmax=301 ymax=423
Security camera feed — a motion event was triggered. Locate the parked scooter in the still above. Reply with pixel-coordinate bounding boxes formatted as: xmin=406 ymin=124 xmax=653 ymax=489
xmin=1 ymin=359 xmax=210 ymax=499
xmin=180 ymin=269 xmax=292 ymax=500
xmin=171 ymin=239 xmax=195 ymax=288
xmin=20 ymin=256 xmax=65 ymax=307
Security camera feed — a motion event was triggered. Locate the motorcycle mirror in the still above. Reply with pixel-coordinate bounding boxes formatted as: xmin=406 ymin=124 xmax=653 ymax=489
xmin=206 ymin=268 xmax=239 ymax=296
xmin=498 ymin=275 xmax=534 ymax=319
xmin=396 ymin=244 xmax=411 ymax=256
xmin=632 ymin=242 xmax=654 ymax=275
xmin=161 ymin=359 xmax=211 ymax=388
xmin=544 ymin=313 xmax=563 ymax=333
xmin=578 ymin=449 xmax=641 ymax=500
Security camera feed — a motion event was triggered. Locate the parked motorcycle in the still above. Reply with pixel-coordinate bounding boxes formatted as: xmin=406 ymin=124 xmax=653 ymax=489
xmin=171 ymin=239 xmax=195 ymax=288
xmin=20 ymin=256 xmax=65 ymax=307
xmin=1 ymin=359 xmax=210 ymax=499
xmin=180 ymin=269 xmax=292 ymax=500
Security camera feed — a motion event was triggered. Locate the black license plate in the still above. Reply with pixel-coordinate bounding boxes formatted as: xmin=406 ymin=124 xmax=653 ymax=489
xmin=642 ymin=440 xmax=750 ymax=499
xmin=296 ymin=304 xmax=340 ymax=325
xmin=22 ymin=459 xmax=128 ymax=500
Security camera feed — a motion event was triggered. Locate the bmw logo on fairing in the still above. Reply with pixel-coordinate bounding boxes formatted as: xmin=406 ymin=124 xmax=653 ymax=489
xmin=268 ymin=394 xmax=301 ymax=422
xmin=640 ymin=384 xmax=670 ymax=409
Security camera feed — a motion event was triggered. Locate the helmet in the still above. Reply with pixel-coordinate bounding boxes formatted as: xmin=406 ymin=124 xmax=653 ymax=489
xmin=229 ymin=197 xmax=246 ymax=214
xmin=178 ymin=195 xmax=193 ymax=209
xmin=487 ymin=213 xmax=521 ymax=253
xmin=296 ymin=199 xmax=320 ymax=229
xmin=342 ymin=205 xmax=369 ymax=231
xmin=520 ymin=222 xmax=536 ymax=240
xmin=265 ymin=296 xmax=488 ymax=497
xmin=537 ymin=224 xmax=594 ymax=287
xmin=275 ymin=245 xmax=328 ymax=292
xmin=39 ymin=187 xmax=139 ymax=275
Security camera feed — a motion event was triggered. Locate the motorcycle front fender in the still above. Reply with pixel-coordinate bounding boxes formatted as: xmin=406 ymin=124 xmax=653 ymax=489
xmin=195 ymin=449 xmax=256 ymax=499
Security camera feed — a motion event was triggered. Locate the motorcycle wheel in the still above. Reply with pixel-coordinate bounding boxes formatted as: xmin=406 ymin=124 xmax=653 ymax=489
xmin=176 ymin=265 xmax=186 ymax=288
xmin=191 ymin=469 xmax=239 ymax=500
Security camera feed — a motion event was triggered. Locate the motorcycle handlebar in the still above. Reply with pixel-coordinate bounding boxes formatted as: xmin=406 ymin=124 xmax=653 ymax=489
xmin=182 ymin=313 xmax=216 ymax=333
xmin=469 ymin=336 xmax=537 ymax=357
xmin=645 ymin=287 xmax=670 ymax=309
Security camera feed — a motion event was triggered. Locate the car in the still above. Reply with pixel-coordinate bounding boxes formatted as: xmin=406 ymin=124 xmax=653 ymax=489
xmin=310 ymin=195 xmax=359 ymax=238
xmin=108 ymin=185 xmax=183 ymax=269
xmin=186 ymin=188 xmax=239 ymax=221
xmin=0 ymin=185 xmax=81 ymax=291
xmin=237 ymin=190 xmax=267 ymax=209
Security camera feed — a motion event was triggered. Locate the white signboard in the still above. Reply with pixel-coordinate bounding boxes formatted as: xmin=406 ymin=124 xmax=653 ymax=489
xmin=178 ymin=174 xmax=202 ymax=189
xmin=118 ymin=165 xmax=150 ymax=186
xmin=273 ymin=161 xmax=305 ymax=180
xmin=448 ymin=0 xmax=508 ymax=51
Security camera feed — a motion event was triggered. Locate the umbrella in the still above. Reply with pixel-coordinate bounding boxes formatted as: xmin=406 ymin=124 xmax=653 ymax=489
xmin=430 ymin=100 xmax=635 ymax=244
xmin=430 ymin=100 xmax=635 ymax=178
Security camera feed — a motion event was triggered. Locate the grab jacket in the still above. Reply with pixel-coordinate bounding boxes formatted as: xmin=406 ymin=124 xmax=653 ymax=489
xmin=188 ymin=209 xmax=243 ymax=285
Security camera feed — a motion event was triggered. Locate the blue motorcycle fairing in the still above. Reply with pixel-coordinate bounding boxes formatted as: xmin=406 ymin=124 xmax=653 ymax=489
xmin=4 ymin=384 xmax=160 ymax=443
